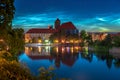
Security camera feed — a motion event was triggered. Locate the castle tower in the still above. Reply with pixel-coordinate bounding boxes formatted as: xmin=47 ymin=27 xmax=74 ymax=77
xmin=54 ymin=18 xmax=61 ymax=29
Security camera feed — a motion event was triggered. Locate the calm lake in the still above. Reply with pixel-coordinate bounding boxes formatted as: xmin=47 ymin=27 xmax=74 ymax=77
xmin=18 ymin=46 xmax=120 ymax=80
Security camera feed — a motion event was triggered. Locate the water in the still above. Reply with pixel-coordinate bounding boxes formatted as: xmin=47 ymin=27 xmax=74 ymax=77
xmin=18 ymin=46 xmax=120 ymax=80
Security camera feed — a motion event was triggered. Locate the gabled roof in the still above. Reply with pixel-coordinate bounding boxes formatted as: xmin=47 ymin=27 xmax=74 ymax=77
xmin=26 ymin=28 xmax=58 ymax=33
xmin=58 ymin=22 xmax=76 ymax=30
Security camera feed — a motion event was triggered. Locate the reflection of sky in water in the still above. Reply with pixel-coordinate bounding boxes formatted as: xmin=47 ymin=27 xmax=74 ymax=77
xmin=18 ymin=46 xmax=120 ymax=80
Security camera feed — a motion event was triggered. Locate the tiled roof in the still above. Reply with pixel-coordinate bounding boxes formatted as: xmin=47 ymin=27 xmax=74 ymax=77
xmin=26 ymin=22 xmax=77 ymax=34
xmin=26 ymin=28 xmax=58 ymax=33
xmin=58 ymin=22 xmax=76 ymax=30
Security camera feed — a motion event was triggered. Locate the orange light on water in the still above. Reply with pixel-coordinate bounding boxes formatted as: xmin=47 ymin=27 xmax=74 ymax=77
xmin=62 ymin=47 xmax=65 ymax=53
xmin=55 ymin=47 xmax=59 ymax=53
xmin=38 ymin=46 xmax=41 ymax=53
xmin=70 ymin=47 xmax=73 ymax=53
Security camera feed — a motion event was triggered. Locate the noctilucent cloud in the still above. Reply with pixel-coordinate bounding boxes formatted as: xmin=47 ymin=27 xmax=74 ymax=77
xmin=13 ymin=0 xmax=120 ymax=32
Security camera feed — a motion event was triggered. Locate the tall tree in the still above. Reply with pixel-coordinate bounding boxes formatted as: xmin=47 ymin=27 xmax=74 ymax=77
xmin=0 ymin=0 xmax=15 ymax=30
xmin=80 ymin=30 xmax=88 ymax=46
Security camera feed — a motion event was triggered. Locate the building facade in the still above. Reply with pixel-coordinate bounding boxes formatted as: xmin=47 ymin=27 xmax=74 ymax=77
xmin=25 ymin=18 xmax=79 ymax=44
xmin=25 ymin=27 xmax=57 ymax=43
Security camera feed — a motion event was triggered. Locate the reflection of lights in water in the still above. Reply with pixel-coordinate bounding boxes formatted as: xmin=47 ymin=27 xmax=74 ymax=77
xmin=55 ymin=47 xmax=59 ymax=53
xmin=30 ymin=47 xmax=33 ymax=50
xmin=46 ymin=42 xmax=51 ymax=45
xmin=45 ymin=46 xmax=50 ymax=53
xmin=70 ymin=47 xmax=73 ymax=53
xmin=66 ymin=41 xmax=69 ymax=43
xmin=25 ymin=47 xmax=29 ymax=50
xmin=62 ymin=47 xmax=65 ymax=53
xmin=75 ymin=46 xmax=79 ymax=50
xmin=25 ymin=47 xmax=30 ymax=55
xmin=66 ymin=47 xmax=70 ymax=53
xmin=85 ymin=47 xmax=88 ymax=54
xmin=38 ymin=46 xmax=41 ymax=53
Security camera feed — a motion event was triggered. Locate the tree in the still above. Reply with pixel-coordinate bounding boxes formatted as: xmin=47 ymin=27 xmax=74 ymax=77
xmin=0 ymin=59 xmax=35 ymax=80
xmin=86 ymin=34 xmax=93 ymax=45
xmin=101 ymin=34 xmax=112 ymax=46
xmin=80 ymin=30 xmax=87 ymax=40
xmin=8 ymin=28 xmax=25 ymax=55
xmin=80 ymin=30 xmax=88 ymax=46
xmin=0 ymin=0 xmax=15 ymax=30
xmin=112 ymin=36 xmax=120 ymax=47
xmin=0 ymin=0 xmax=16 ymax=51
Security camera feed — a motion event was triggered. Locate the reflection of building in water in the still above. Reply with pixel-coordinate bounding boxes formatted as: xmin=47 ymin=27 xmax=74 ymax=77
xmin=51 ymin=46 xmax=79 ymax=68
xmin=25 ymin=46 xmax=53 ymax=60
xmin=52 ymin=46 xmax=81 ymax=54
xmin=109 ymin=47 xmax=120 ymax=58
xmin=25 ymin=46 xmax=80 ymax=67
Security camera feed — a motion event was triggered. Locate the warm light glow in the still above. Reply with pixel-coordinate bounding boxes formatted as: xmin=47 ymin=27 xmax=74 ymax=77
xmin=75 ymin=46 xmax=79 ymax=50
xmin=66 ymin=41 xmax=69 ymax=43
xmin=30 ymin=47 xmax=33 ymax=50
xmin=66 ymin=47 xmax=70 ymax=53
xmin=55 ymin=47 xmax=59 ymax=53
xmin=75 ymin=40 xmax=79 ymax=43
xmin=0 ymin=39 xmax=4 ymax=42
xmin=54 ymin=40 xmax=58 ymax=43
xmin=70 ymin=47 xmax=73 ymax=53
xmin=62 ymin=47 xmax=65 ymax=53
xmin=25 ymin=47 xmax=30 ymax=55
xmin=38 ymin=39 xmax=42 ymax=43
xmin=45 ymin=46 xmax=50 ymax=52
xmin=30 ymin=40 xmax=32 ymax=43
xmin=45 ymin=40 xmax=49 ymax=43
xmin=70 ymin=40 xmax=73 ymax=43
xmin=25 ymin=39 xmax=29 ymax=43
xmin=25 ymin=47 xmax=28 ymax=49
xmin=38 ymin=46 xmax=41 ymax=53
xmin=61 ymin=40 xmax=65 ymax=43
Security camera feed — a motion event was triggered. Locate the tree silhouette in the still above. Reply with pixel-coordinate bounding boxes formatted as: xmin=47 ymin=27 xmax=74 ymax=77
xmin=0 ymin=0 xmax=15 ymax=30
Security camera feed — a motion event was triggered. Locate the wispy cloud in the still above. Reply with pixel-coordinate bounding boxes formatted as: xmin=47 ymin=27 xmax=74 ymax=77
xmin=13 ymin=11 xmax=120 ymax=32
xmin=13 ymin=10 xmax=73 ymax=26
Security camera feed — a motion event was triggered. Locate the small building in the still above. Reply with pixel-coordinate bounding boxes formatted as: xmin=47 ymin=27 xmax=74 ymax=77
xmin=25 ymin=27 xmax=57 ymax=43
xmin=88 ymin=32 xmax=108 ymax=42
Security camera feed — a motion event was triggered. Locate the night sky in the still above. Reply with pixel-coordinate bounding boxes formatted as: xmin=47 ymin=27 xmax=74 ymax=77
xmin=13 ymin=0 xmax=120 ymax=32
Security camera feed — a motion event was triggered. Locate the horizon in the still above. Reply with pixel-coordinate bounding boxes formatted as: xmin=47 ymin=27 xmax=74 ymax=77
xmin=13 ymin=0 xmax=120 ymax=32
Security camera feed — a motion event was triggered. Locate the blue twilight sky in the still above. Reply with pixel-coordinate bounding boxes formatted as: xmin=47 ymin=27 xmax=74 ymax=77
xmin=13 ymin=0 xmax=120 ymax=32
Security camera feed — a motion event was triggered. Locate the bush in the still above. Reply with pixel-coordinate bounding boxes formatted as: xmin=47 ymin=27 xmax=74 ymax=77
xmin=0 ymin=58 xmax=35 ymax=80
